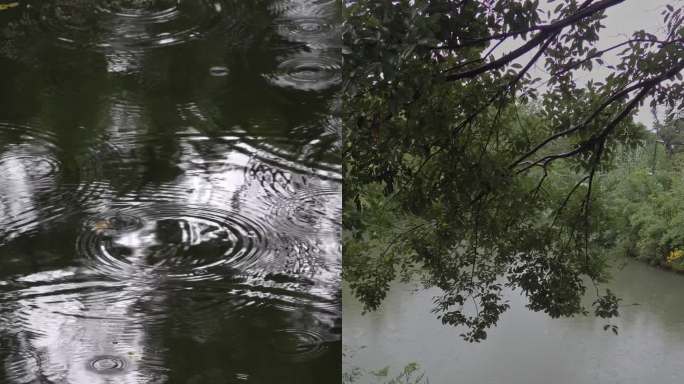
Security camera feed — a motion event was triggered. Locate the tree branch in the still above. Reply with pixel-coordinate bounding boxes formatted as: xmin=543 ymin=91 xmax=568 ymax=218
xmin=445 ymin=0 xmax=625 ymax=82
xmin=511 ymin=59 xmax=684 ymax=170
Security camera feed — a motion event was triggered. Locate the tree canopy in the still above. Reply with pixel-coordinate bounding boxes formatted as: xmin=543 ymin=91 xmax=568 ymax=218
xmin=343 ymin=0 xmax=683 ymax=341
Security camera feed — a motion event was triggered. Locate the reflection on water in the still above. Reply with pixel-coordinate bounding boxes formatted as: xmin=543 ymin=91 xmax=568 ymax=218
xmin=0 ymin=0 xmax=340 ymax=382
xmin=344 ymin=259 xmax=684 ymax=384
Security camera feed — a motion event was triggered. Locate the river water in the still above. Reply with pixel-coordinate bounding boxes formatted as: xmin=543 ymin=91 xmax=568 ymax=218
xmin=344 ymin=259 xmax=684 ymax=384
xmin=0 ymin=1 xmax=341 ymax=382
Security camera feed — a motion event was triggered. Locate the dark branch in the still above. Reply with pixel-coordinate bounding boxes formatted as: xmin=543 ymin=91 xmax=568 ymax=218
xmin=445 ymin=0 xmax=625 ymax=82
xmin=511 ymin=59 xmax=684 ymax=170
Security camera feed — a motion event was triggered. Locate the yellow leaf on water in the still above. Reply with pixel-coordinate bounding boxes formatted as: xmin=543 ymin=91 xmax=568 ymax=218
xmin=94 ymin=220 xmax=110 ymax=230
xmin=0 ymin=2 xmax=20 ymax=11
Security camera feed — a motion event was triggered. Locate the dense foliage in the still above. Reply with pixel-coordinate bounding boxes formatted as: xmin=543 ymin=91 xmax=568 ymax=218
xmin=343 ymin=0 xmax=683 ymax=341
xmin=601 ymin=120 xmax=684 ymax=271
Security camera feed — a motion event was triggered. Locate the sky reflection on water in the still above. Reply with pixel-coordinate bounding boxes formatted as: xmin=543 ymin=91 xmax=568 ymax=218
xmin=0 ymin=0 xmax=341 ymax=382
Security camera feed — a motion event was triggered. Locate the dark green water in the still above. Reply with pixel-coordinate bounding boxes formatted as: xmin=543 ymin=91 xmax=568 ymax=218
xmin=0 ymin=1 xmax=341 ymax=382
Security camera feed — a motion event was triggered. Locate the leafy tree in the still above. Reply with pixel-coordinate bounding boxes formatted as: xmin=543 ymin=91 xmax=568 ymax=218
xmin=600 ymin=127 xmax=684 ymax=270
xmin=343 ymin=0 xmax=682 ymax=341
xmin=654 ymin=110 xmax=684 ymax=157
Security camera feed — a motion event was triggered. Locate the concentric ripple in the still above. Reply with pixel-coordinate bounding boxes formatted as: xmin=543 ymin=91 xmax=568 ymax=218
xmin=0 ymin=123 xmax=64 ymax=190
xmin=209 ymin=65 xmax=230 ymax=77
xmin=270 ymin=329 xmax=329 ymax=362
xmin=270 ymin=0 xmax=339 ymax=18
xmin=94 ymin=0 xmax=181 ymax=19
xmin=0 ymin=273 xmax=168 ymax=383
xmin=87 ymin=355 xmax=128 ymax=374
xmin=0 ymin=122 xmax=115 ymax=244
xmin=267 ymin=52 xmax=341 ymax=92
xmin=276 ymin=18 xmax=331 ymax=35
xmin=34 ymin=0 xmax=227 ymax=49
xmin=77 ymin=204 xmax=274 ymax=280
xmin=234 ymin=140 xmax=342 ymax=181
xmin=274 ymin=17 xmax=336 ymax=46
xmin=273 ymin=187 xmax=342 ymax=237
xmin=0 ymin=145 xmax=59 ymax=182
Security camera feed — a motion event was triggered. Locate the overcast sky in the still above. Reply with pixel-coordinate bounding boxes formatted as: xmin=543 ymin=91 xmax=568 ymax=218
xmin=499 ymin=0 xmax=681 ymax=128
xmin=593 ymin=0 xmax=678 ymax=127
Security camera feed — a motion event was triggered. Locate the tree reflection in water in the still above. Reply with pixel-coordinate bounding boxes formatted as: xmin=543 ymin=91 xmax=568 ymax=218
xmin=0 ymin=0 xmax=341 ymax=382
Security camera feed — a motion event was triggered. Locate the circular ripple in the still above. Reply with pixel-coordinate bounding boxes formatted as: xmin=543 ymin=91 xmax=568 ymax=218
xmin=0 ymin=145 xmax=60 ymax=184
xmin=275 ymin=17 xmax=333 ymax=39
xmin=0 ymin=123 xmax=64 ymax=188
xmin=270 ymin=0 xmax=339 ymax=18
xmin=268 ymin=53 xmax=341 ymax=92
xmin=95 ymin=0 xmax=180 ymax=19
xmin=0 ymin=122 xmax=115 ymax=244
xmin=270 ymin=329 xmax=328 ymax=362
xmin=35 ymin=0 xmax=226 ymax=49
xmin=273 ymin=187 xmax=341 ymax=237
xmin=87 ymin=355 xmax=128 ymax=374
xmin=209 ymin=65 xmax=230 ymax=77
xmin=174 ymin=99 xmax=342 ymax=180
xmin=77 ymin=204 xmax=273 ymax=280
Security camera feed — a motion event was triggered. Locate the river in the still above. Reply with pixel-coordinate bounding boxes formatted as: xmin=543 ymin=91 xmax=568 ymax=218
xmin=0 ymin=1 xmax=341 ymax=382
xmin=344 ymin=259 xmax=684 ymax=384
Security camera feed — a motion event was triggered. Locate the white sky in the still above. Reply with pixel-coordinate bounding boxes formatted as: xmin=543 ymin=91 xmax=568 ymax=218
xmin=499 ymin=0 xmax=681 ymax=128
xmin=593 ymin=0 xmax=678 ymax=127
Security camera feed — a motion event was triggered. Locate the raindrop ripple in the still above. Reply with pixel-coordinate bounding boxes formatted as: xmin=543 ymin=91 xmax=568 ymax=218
xmin=77 ymin=204 xmax=274 ymax=280
xmin=87 ymin=355 xmax=128 ymax=374
xmin=270 ymin=329 xmax=329 ymax=362
xmin=268 ymin=53 xmax=341 ymax=92
xmin=0 ymin=122 xmax=115 ymax=244
xmin=35 ymin=0 xmax=227 ymax=49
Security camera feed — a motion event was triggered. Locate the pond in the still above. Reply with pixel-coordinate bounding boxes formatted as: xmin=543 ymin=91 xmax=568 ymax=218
xmin=0 ymin=1 xmax=341 ymax=383
xmin=344 ymin=259 xmax=684 ymax=384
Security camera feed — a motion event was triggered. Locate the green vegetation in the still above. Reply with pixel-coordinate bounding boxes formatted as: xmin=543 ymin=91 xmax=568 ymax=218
xmin=600 ymin=117 xmax=684 ymax=271
xmin=343 ymin=0 xmax=683 ymax=342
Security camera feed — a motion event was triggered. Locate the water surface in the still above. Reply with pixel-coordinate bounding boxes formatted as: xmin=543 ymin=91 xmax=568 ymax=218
xmin=0 ymin=1 xmax=341 ymax=382
xmin=344 ymin=259 xmax=684 ymax=384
